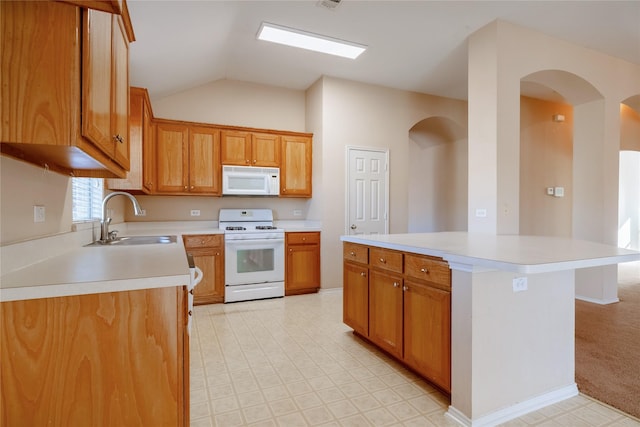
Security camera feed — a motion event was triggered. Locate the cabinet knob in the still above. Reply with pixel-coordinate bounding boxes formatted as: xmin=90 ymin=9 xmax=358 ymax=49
xmin=302 ymin=237 xmax=306 ymax=241
xmin=393 ymin=282 xmax=399 ymax=288
xmin=201 ymin=240 xmax=205 ymax=244
xmin=184 ymin=186 xmax=188 ymax=190
xmin=215 ymin=252 xmax=220 ymax=256
xmin=379 ymin=258 xmax=386 ymax=263
xmin=420 ymin=268 xmax=429 ymax=273
xmin=246 ymin=160 xmax=250 ymax=164
xmin=289 ymin=248 xmax=293 ymax=252
xmin=253 ymin=159 xmax=256 ymax=164
xmin=360 ymin=272 xmax=366 ymax=277
xmin=190 ymin=185 xmax=194 ymax=189
xmin=113 ymin=134 xmax=124 ymax=143
xmin=350 ymin=251 xmax=356 ymax=256
xmin=403 ymin=286 xmax=409 ymax=292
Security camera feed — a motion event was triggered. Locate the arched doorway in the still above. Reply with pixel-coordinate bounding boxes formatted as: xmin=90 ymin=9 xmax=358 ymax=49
xmin=407 ymin=117 xmax=467 ymax=232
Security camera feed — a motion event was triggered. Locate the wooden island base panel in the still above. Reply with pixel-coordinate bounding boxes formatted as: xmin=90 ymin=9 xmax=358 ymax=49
xmin=341 ymin=232 xmax=640 ymax=427
xmin=343 ymin=242 xmax=451 ymax=394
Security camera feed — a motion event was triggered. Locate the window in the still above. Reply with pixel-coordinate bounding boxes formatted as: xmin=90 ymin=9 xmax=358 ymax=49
xmin=72 ymin=178 xmax=103 ymax=222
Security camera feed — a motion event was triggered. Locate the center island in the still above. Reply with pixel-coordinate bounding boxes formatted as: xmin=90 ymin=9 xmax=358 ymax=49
xmin=340 ymin=232 xmax=639 ymax=427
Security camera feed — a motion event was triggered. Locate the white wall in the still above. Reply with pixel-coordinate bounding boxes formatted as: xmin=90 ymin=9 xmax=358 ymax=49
xmin=308 ymin=77 xmax=467 ymax=289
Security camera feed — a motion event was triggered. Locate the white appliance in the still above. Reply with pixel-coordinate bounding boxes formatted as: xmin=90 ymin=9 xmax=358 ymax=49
xmin=222 ymin=165 xmax=280 ymax=196
xmin=186 ymin=254 xmax=203 ymax=335
xmin=219 ymin=209 xmax=285 ymax=303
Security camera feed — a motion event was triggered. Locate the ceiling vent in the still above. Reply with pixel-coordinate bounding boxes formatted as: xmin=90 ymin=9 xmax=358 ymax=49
xmin=317 ymin=0 xmax=342 ymax=11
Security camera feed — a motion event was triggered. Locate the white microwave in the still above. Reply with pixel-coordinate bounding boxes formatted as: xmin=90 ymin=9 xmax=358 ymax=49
xmin=222 ymin=165 xmax=280 ymax=196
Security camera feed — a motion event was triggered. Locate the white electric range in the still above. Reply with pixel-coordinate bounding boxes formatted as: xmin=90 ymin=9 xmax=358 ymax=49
xmin=219 ymin=209 xmax=285 ymax=303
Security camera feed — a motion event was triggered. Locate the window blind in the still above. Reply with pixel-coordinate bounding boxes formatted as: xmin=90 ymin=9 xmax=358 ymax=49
xmin=72 ymin=178 xmax=104 ymax=222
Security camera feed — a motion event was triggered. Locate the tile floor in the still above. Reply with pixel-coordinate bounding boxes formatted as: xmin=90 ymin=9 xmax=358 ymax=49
xmin=189 ymin=291 xmax=640 ymax=427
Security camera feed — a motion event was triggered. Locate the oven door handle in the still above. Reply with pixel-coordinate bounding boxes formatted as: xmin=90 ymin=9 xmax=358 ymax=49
xmin=225 ymin=238 xmax=284 ymax=245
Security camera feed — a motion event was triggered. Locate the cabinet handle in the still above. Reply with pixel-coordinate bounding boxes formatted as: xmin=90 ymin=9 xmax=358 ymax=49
xmin=393 ymin=282 xmax=399 ymax=288
xmin=302 ymin=237 xmax=306 ymax=241
xmin=188 ymin=310 xmax=193 ymax=316
xmin=113 ymin=134 xmax=124 ymax=143
xmin=215 ymin=252 xmax=220 ymax=256
xmin=289 ymin=248 xmax=293 ymax=252
xmin=403 ymin=286 xmax=409 ymax=292
xmin=189 ymin=289 xmax=194 ymax=295
xmin=379 ymin=258 xmax=386 ymax=263
xmin=190 ymin=185 xmax=194 ymax=189
xmin=246 ymin=160 xmax=250 ymax=164
xmin=184 ymin=186 xmax=188 ymax=190
xmin=360 ymin=272 xmax=366 ymax=277
xmin=253 ymin=159 xmax=257 ymax=164
xmin=420 ymin=268 xmax=429 ymax=273
xmin=350 ymin=251 xmax=356 ymax=256
xmin=201 ymin=240 xmax=205 ymax=244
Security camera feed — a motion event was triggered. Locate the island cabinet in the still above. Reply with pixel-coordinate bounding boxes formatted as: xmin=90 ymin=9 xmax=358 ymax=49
xmin=220 ymin=130 xmax=280 ymax=167
xmin=280 ymin=135 xmax=312 ymax=198
xmin=0 ymin=286 xmax=190 ymax=426
xmin=183 ymin=234 xmax=225 ymax=304
xmin=1 ymin=1 xmax=132 ymax=178
xmin=155 ymin=121 xmax=221 ymax=195
xmin=342 ymin=242 xmax=452 ymax=392
xmin=107 ymin=87 xmax=155 ymax=193
xmin=285 ymin=232 xmax=321 ymax=295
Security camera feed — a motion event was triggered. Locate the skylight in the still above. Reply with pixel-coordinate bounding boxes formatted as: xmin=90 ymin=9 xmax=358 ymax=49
xmin=257 ymin=22 xmax=366 ymax=59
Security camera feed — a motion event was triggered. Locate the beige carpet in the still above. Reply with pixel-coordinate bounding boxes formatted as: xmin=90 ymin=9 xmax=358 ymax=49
xmin=575 ymin=261 xmax=640 ymax=419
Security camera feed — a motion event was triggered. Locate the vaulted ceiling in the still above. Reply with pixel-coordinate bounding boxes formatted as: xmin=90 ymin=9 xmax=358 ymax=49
xmin=127 ymin=1 xmax=640 ymax=103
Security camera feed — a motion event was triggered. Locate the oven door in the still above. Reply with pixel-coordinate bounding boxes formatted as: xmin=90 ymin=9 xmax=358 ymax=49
xmin=225 ymin=237 xmax=284 ymax=286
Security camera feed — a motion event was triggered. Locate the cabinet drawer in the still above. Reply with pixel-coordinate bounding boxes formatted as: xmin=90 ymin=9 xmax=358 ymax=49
xmin=287 ymin=232 xmax=320 ymax=245
xmin=183 ymin=234 xmax=222 ymax=249
xmin=404 ymin=254 xmax=451 ymax=289
xmin=343 ymin=242 xmax=368 ymax=265
xmin=370 ymin=247 xmax=403 ymax=273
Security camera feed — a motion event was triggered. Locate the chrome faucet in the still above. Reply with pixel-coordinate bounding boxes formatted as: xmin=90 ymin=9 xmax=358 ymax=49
xmin=100 ymin=191 xmax=144 ymax=242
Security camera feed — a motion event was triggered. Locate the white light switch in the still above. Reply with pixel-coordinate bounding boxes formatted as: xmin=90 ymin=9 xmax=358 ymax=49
xmin=513 ymin=277 xmax=528 ymax=292
xmin=554 ymin=187 xmax=564 ymax=197
xmin=475 ymin=208 xmax=487 ymax=218
xmin=34 ymin=205 xmax=45 ymax=223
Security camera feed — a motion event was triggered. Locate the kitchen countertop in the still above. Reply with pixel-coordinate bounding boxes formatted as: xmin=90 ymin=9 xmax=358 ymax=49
xmin=341 ymin=232 xmax=640 ymax=273
xmin=1 ymin=220 xmax=321 ymax=302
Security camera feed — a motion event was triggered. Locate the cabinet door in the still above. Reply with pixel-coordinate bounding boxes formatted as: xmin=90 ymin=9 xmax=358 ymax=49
xmin=156 ymin=123 xmax=189 ymax=193
xmin=343 ymin=262 xmax=369 ymax=337
xmin=189 ymin=126 xmax=220 ymax=194
xmin=142 ymin=96 xmax=155 ymax=193
xmin=280 ymin=135 xmax=312 ymax=197
xmin=188 ymin=246 xmax=224 ymax=304
xmin=369 ymin=270 xmax=403 ymax=359
xmin=285 ymin=233 xmax=320 ymax=295
xmin=1 ymin=1 xmax=80 ymax=147
xmin=403 ymin=280 xmax=451 ymax=392
xmin=220 ymin=130 xmax=251 ymax=165
xmin=111 ymin=15 xmax=130 ymax=170
xmin=82 ymin=8 xmax=114 ymax=157
xmin=252 ymin=133 xmax=280 ymax=167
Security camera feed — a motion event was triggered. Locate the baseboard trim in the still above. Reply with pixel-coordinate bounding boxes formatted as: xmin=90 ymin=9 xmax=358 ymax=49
xmin=445 ymin=383 xmax=579 ymax=427
xmin=575 ymin=295 xmax=619 ymax=305
xmin=318 ymin=287 xmax=342 ymax=294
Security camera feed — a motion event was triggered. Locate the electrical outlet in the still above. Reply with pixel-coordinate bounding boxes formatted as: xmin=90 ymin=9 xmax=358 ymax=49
xmin=547 ymin=187 xmax=555 ymax=196
xmin=513 ymin=277 xmax=528 ymax=292
xmin=475 ymin=208 xmax=487 ymax=218
xmin=293 ymin=209 xmax=302 ymax=217
xmin=190 ymin=209 xmax=201 ymax=217
xmin=139 ymin=209 xmax=146 ymax=216
xmin=34 ymin=205 xmax=45 ymax=223
xmin=554 ymin=187 xmax=564 ymax=197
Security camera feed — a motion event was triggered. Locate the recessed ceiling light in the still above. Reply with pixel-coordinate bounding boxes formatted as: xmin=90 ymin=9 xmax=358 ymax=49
xmin=257 ymin=22 xmax=366 ymax=59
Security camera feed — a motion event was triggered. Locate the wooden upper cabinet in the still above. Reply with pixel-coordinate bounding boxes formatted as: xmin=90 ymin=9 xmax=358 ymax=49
xmin=83 ymin=9 xmax=130 ymax=170
xmin=280 ymin=135 xmax=312 ymax=197
xmin=189 ymin=126 xmax=221 ymax=194
xmin=220 ymin=130 xmax=280 ymax=167
xmin=107 ymin=87 xmax=153 ymax=193
xmin=251 ymin=133 xmax=280 ymax=167
xmin=156 ymin=123 xmax=189 ymax=193
xmin=111 ymin=14 xmax=130 ymax=169
xmin=155 ymin=121 xmax=220 ymax=195
xmin=0 ymin=1 xmax=131 ymax=178
xmin=220 ymin=130 xmax=251 ymax=166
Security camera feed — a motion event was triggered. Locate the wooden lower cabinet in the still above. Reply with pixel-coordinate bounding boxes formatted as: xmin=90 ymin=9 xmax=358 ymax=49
xmin=343 ymin=261 xmax=369 ymax=336
xmin=369 ymin=269 xmax=403 ymax=359
xmin=403 ymin=279 xmax=451 ymax=392
xmin=183 ymin=234 xmax=225 ymax=304
xmin=285 ymin=232 xmax=320 ymax=295
xmin=343 ymin=242 xmax=451 ymax=393
xmin=0 ymin=286 xmax=189 ymax=426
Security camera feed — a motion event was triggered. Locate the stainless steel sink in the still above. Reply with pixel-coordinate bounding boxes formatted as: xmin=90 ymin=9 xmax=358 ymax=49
xmin=85 ymin=235 xmax=177 ymax=246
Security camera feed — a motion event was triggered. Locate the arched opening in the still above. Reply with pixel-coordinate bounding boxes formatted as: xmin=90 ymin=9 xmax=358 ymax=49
xmin=407 ymin=117 xmax=467 ymax=232
xmin=519 ymin=70 xmax=602 ymax=238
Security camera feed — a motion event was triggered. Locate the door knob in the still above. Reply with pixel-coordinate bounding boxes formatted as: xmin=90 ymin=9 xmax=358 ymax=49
xmin=350 ymin=224 xmax=357 ymax=230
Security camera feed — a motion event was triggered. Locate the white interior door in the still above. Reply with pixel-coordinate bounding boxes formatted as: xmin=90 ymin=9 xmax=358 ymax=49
xmin=346 ymin=147 xmax=389 ymax=235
